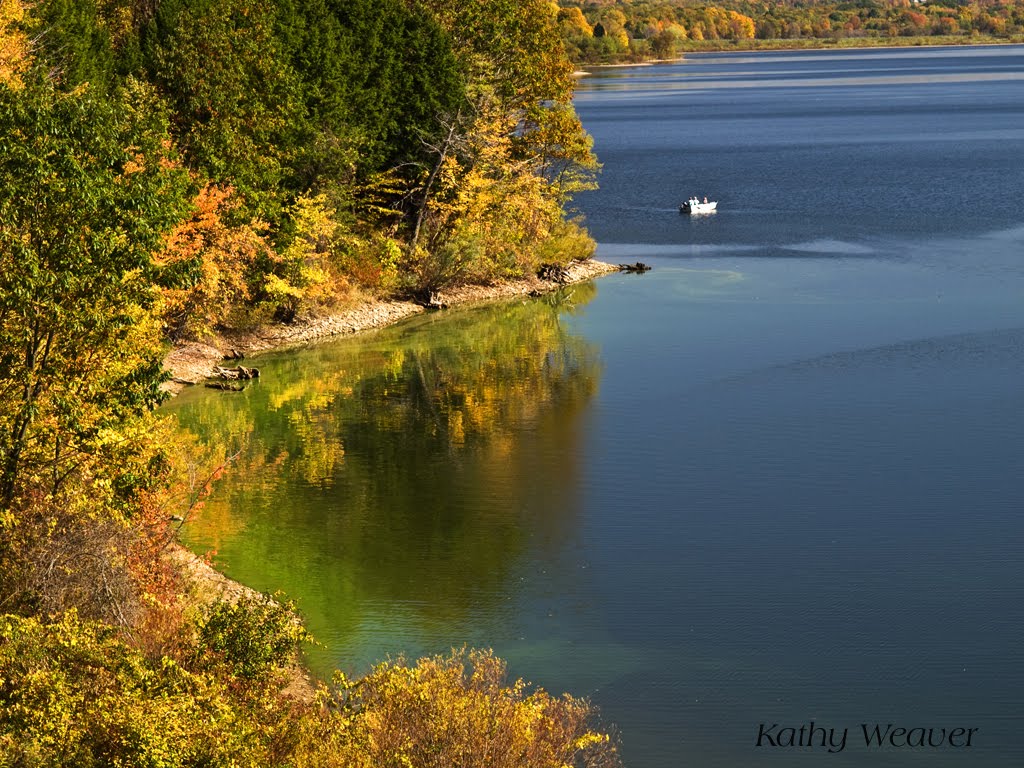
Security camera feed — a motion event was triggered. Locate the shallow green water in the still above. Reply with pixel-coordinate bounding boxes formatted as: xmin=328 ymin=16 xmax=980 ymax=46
xmin=168 ymin=287 xmax=604 ymax=678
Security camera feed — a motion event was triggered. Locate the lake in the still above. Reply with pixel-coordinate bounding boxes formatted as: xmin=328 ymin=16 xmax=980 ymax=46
xmin=169 ymin=46 xmax=1024 ymax=766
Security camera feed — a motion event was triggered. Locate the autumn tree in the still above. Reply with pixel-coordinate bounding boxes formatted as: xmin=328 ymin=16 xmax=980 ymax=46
xmin=0 ymin=0 xmax=29 ymax=87
xmin=402 ymin=0 xmax=599 ymax=291
xmin=559 ymin=6 xmax=593 ymax=38
xmin=158 ymin=184 xmax=272 ymax=339
xmin=0 ymin=76 xmax=190 ymax=613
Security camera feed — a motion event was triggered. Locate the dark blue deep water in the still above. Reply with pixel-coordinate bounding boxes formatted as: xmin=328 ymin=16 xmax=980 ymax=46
xmin=172 ymin=46 xmax=1024 ymax=767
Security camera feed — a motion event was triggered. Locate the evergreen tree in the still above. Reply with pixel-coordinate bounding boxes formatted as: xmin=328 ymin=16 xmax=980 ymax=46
xmin=140 ymin=0 xmax=305 ymax=220
xmin=317 ymin=0 xmax=465 ymax=171
xmin=34 ymin=0 xmax=117 ymax=90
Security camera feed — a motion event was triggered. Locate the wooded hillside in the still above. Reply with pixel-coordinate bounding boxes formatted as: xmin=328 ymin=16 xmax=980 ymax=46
xmin=0 ymin=2 xmax=620 ymax=764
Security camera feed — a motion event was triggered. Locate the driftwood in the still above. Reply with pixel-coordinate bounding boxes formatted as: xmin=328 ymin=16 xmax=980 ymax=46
xmin=203 ymin=365 xmax=259 ymax=391
xmin=618 ymin=262 xmax=651 ymax=273
xmin=410 ymin=289 xmax=448 ymax=309
xmin=213 ymin=365 xmax=260 ymax=380
xmin=538 ymin=263 xmax=569 ymax=284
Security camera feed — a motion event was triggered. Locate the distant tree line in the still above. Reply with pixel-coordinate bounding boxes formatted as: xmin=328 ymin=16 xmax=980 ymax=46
xmin=558 ymin=0 xmax=1024 ymax=60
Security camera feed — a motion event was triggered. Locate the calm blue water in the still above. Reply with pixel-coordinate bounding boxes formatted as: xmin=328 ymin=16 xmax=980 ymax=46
xmin=567 ymin=45 xmax=1024 ymax=767
xmin=172 ymin=46 xmax=1024 ymax=767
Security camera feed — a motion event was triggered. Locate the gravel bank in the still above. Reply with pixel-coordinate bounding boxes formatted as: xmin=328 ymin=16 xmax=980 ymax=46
xmin=162 ymin=259 xmax=619 ymax=393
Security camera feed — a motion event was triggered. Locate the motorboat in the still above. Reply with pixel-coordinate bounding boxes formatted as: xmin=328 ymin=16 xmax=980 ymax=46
xmin=680 ymin=199 xmax=717 ymax=215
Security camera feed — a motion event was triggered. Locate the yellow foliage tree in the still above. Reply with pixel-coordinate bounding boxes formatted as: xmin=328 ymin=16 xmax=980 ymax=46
xmin=265 ymin=193 xmax=354 ymax=320
xmin=558 ymin=6 xmax=593 ymax=37
xmin=728 ymin=10 xmax=757 ymax=39
xmin=0 ymin=0 xmax=29 ymax=88
xmin=0 ymin=78 xmax=193 ymax=623
xmin=406 ymin=0 xmax=598 ymax=292
xmin=406 ymin=93 xmax=594 ymax=291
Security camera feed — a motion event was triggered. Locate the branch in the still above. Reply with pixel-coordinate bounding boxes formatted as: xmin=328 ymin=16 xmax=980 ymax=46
xmin=159 ymin=449 xmax=242 ymax=552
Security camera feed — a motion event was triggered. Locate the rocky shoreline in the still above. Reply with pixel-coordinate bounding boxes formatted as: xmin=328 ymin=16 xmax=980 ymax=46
xmin=162 ymin=259 xmax=619 ymax=394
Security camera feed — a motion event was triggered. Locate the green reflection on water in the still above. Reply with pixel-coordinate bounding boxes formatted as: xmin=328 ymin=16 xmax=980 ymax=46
xmin=167 ymin=285 xmax=603 ymax=677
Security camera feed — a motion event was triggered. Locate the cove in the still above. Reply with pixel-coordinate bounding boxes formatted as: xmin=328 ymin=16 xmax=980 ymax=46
xmin=167 ymin=290 xmax=606 ymax=679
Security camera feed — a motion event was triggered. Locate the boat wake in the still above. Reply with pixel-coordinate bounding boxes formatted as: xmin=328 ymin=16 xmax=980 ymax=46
xmin=780 ymin=239 xmax=875 ymax=255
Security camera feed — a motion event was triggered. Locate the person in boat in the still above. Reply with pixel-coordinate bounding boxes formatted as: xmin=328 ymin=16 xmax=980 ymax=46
xmin=703 ymin=196 xmax=708 ymax=204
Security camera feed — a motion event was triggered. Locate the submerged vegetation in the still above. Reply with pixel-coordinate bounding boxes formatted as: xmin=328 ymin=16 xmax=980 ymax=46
xmin=558 ymin=0 xmax=1024 ymax=62
xmin=0 ymin=0 xmax=620 ymax=763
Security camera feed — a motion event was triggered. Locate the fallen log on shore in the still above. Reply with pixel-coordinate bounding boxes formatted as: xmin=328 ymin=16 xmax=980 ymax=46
xmin=213 ymin=365 xmax=260 ymax=380
xmin=538 ymin=263 xmax=570 ymax=283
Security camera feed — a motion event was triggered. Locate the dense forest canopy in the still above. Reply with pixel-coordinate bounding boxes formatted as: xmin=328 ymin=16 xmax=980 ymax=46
xmin=12 ymin=0 xmax=599 ymax=326
xmin=0 ymin=0 xmax=622 ymax=764
xmin=557 ymin=0 xmax=1024 ymax=60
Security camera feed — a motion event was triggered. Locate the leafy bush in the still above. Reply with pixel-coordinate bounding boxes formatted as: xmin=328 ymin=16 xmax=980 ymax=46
xmin=314 ymin=648 xmax=621 ymax=768
xmin=0 ymin=616 xmax=622 ymax=768
xmin=196 ymin=593 xmax=310 ymax=681
xmin=0 ymin=612 xmax=267 ymax=768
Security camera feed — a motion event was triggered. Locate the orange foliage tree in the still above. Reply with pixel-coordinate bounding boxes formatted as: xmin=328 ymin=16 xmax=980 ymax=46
xmin=158 ymin=183 xmax=272 ymax=339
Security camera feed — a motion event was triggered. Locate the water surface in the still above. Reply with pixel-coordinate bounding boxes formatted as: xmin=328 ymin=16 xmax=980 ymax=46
xmin=171 ymin=46 xmax=1024 ymax=767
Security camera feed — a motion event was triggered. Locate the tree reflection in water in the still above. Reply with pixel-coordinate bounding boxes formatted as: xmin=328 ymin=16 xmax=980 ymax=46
xmin=167 ymin=284 xmax=603 ymax=676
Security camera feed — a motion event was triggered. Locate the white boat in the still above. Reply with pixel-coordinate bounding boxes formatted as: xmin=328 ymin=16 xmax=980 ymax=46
xmin=680 ymin=199 xmax=717 ymax=215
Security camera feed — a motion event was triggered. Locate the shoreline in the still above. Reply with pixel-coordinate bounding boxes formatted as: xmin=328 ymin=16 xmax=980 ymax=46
xmin=165 ymin=540 xmax=318 ymax=699
xmin=162 ymin=258 xmax=620 ymax=394
xmin=159 ymin=258 xmax=621 ymax=693
xmin=571 ymin=37 xmax=1023 ymax=71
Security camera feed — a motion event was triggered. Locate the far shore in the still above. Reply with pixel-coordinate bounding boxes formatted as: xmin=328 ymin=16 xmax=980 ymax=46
xmin=571 ymin=36 xmax=1023 ymax=73
xmin=161 ymin=258 xmax=620 ymax=394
